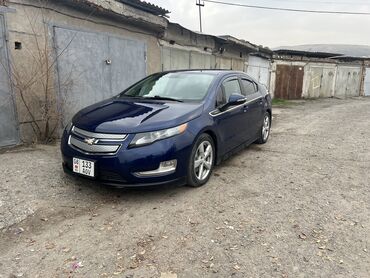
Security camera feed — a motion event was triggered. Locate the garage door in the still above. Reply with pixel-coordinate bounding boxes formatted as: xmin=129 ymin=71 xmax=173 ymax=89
xmin=0 ymin=14 xmax=19 ymax=147
xmin=246 ymin=56 xmax=270 ymax=88
xmin=334 ymin=66 xmax=361 ymax=98
xmin=274 ymin=65 xmax=304 ymax=99
xmin=306 ymin=66 xmax=336 ymax=98
xmin=54 ymin=27 xmax=146 ymax=127
xmin=364 ymin=68 xmax=370 ymax=97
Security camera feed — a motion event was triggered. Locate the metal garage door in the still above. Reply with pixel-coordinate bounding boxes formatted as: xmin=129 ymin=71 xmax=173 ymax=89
xmin=306 ymin=65 xmax=336 ymax=98
xmin=54 ymin=27 xmax=146 ymax=127
xmin=0 ymin=15 xmax=18 ymax=147
xmin=334 ymin=66 xmax=361 ymax=98
xmin=246 ymin=56 xmax=270 ymax=88
xmin=274 ymin=65 xmax=304 ymax=99
xmin=364 ymin=68 xmax=370 ymax=96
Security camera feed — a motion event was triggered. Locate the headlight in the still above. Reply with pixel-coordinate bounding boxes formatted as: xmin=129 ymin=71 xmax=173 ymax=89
xmin=130 ymin=123 xmax=188 ymax=147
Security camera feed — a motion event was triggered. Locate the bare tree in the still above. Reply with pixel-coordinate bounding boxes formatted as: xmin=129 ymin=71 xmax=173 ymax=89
xmin=1 ymin=0 xmax=93 ymax=143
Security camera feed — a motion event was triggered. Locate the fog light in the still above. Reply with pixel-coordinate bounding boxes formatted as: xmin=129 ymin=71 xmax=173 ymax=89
xmin=160 ymin=159 xmax=177 ymax=169
xmin=134 ymin=159 xmax=177 ymax=177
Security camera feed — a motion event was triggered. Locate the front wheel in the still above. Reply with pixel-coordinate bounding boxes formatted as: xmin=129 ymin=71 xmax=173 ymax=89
xmin=256 ymin=112 xmax=271 ymax=144
xmin=187 ymin=134 xmax=215 ymax=187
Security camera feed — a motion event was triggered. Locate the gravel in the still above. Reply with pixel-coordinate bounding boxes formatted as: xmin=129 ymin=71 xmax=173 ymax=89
xmin=0 ymin=97 xmax=369 ymax=277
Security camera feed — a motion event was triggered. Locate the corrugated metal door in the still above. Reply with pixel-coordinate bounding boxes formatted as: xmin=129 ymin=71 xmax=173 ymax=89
xmin=307 ymin=66 xmax=335 ymax=98
xmin=54 ymin=27 xmax=146 ymax=126
xmin=0 ymin=15 xmax=19 ymax=147
xmin=246 ymin=56 xmax=270 ymax=88
xmin=109 ymin=36 xmax=146 ymax=94
xmin=320 ymin=68 xmax=335 ymax=97
xmin=334 ymin=66 xmax=361 ymax=98
xmin=275 ymin=65 xmax=304 ymax=99
xmin=365 ymin=68 xmax=370 ymax=96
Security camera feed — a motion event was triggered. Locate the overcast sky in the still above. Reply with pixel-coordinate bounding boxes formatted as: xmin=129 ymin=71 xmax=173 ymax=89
xmin=152 ymin=0 xmax=370 ymax=48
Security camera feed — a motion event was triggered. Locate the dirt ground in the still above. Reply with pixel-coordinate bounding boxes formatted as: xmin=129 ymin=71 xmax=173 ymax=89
xmin=0 ymin=98 xmax=369 ymax=278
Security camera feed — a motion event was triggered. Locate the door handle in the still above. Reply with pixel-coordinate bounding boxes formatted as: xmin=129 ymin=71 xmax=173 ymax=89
xmin=243 ymin=105 xmax=248 ymax=112
xmin=259 ymin=100 xmax=263 ymax=105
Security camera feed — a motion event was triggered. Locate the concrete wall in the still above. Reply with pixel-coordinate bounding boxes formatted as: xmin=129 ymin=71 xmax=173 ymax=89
xmin=159 ymin=40 xmax=248 ymax=72
xmin=4 ymin=0 xmax=164 ymax=142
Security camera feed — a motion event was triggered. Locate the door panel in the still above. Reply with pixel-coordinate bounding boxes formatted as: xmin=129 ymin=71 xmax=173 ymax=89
xmin=0 ymin=15 xmax=19 ymax=147
xmin=365 ymin=68 xmax=370 ymax=96
xmin=245 ymin=93 xmax=263 ymax=139
xmin=334 ymin=66 xmax=361 ymax=97
xmin=247 ymin=56 xmax=270 ymax=88
xmin=54 ymin=27 xmax=147 ymax=127
xmin=214 ymin=105 xmax=248 ymax=154
xmin=214 ymin=78 xmax=246 ymax=152
xmin=54 ymin=27 xmax=109 ymax=126
xmin=275 ymin=65 xmax=304 ymax=99
xmin=109 ymin=36 xmax=146 ymax=94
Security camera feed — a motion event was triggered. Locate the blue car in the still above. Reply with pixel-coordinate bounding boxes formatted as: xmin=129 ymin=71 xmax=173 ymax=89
xmin=61 ymin=70 xmax=272 ymax=187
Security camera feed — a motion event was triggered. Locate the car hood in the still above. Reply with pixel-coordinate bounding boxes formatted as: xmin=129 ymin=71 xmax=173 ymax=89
xmin=72 ymin=98 xmax=204 ymax=134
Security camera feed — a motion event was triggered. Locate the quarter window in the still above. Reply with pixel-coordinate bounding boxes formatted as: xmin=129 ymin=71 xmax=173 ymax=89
xmin=241 ymin=79 xmax=257 ymax=96
xmin=223 ymin=79 xmax=242 ymax=100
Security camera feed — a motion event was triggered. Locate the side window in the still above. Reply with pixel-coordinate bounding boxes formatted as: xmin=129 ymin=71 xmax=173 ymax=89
xmin=223 ymin=79 xmax=242 ymax=100
xmin=216 ymin=86 xmax=226 ymax=107
xmin=241 ymin=79 xmax=257 ymax=96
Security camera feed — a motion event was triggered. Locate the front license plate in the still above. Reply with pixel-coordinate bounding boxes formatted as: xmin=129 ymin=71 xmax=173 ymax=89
xmin=73 ymin=158 xmax=95 ymax=177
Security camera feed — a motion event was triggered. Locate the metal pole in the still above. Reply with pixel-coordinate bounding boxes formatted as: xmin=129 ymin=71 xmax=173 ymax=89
xmin=196 ymin=0 xmax=204 ymax=33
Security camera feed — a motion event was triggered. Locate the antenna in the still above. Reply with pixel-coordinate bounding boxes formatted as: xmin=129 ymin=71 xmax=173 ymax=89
xmin=196 ymin=0 xmax=205 ymax=32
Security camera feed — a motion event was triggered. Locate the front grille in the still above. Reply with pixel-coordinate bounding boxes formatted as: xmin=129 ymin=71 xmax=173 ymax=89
xmin=68 ymin=126 xmax=127 ymax=155
xmin=99 ymin=170 xmax=127 ymax=183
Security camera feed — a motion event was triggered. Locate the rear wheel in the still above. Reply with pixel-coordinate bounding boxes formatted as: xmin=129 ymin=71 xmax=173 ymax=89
xmin=187 ymin=134 xmax=215 ymax=187
xmin=256 ymin=112 xmax=271 ymax=144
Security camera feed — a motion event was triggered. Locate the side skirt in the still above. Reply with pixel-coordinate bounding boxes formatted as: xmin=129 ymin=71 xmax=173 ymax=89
xmin=216 ymin=136 xmax=259 ymax=165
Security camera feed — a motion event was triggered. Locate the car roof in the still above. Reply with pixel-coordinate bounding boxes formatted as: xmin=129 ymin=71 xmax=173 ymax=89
xmin=160 ymin=69 xmax=245 ymax=77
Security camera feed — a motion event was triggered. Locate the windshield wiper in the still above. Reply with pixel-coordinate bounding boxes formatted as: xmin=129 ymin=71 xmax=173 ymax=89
xmin=119 ymin=94 xmax=143 ymax=98
xmin=144 ymin=95 xmax=183 ymax=102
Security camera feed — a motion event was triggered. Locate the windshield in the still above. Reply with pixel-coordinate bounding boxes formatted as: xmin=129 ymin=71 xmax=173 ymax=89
xmin=119 ymin=72 xmax=216 ymax=102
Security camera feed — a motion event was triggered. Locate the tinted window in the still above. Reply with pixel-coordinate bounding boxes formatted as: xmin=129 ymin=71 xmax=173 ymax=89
xmin=223 ymin=79 xmax=241 ymax=100
xmin=241 ymin=79 xmax=257 ymax=96
xmin=120 ymin=72 xmax=216 ymax=101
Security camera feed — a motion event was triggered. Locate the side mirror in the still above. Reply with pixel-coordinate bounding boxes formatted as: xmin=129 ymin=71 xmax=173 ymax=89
xmin=219 ymin=93 xmax=246 ymax=111
xmin=228 ymin=93 xmax=246 ymax=105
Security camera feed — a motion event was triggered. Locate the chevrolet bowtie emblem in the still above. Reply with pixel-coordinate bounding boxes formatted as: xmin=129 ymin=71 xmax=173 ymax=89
xmin=84 ymin=138 xmax=99 ymax=145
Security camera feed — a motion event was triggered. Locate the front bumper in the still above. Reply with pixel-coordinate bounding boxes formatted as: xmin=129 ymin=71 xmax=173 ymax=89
xmin=61 ymin=129 xmax=193 ymax=187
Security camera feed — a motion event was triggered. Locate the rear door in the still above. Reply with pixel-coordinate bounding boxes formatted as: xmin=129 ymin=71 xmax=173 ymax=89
xmin=212 ymin=77 xmax=246 ymax=153
xmin=240 ymin=78 xmax=264 ymax=139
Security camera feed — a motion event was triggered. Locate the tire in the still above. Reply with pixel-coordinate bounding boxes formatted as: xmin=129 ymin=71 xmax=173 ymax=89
xmin=256 ymin=112 xmax=271 ymax=144
xmin=187 ymin=133 xmax=215 ymax=187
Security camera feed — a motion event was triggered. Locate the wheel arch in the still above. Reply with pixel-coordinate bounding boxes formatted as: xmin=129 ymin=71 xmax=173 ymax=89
xmin=201 ymin=129 xmax=219 ymax=165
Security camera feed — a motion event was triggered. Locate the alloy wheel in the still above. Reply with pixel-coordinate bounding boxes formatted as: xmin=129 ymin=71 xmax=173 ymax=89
xmin=262 ymin=114 xmax=270 ymax=141
xmin=194 ymin=141 xmax=213 ymax=181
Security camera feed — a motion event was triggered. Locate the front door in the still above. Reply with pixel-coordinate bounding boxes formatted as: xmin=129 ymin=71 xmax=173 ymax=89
xmin=213 ymin=77 xmax=246 ymax=153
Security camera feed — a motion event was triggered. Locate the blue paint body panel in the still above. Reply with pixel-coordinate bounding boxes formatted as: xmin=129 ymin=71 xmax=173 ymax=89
xmin=61 ymin=70 xmax=272 ymax=187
